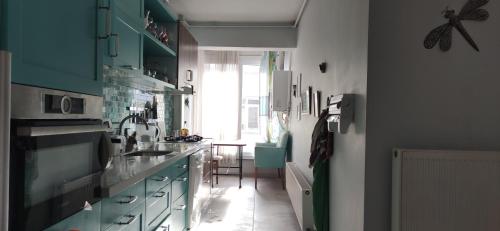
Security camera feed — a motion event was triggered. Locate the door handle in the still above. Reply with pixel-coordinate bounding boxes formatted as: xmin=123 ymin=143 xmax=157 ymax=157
xmin=175 ymin=205 xmax=186 ymax=211
xmin=176 ymin=177 xmax=188 ymax=182
xmin=98 ymin=5 xmax=111 ymax=39
xmin=121 ymin=65 xmax=138 ymax=70
xmin=118 ymin=195 xmax=138 ymax=204
xmin=116 ymin=214 xmax=137 ymax=225
xmin=154 ymin=191 xmax=167 ymax=198
xmin=110 ymin=33 xmax=119 ymax=57
xmin=153 ymin=176 xmax=169 ymax=182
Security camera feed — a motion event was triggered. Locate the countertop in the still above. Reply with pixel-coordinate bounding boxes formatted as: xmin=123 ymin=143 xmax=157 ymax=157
xmin=101 ymin=141 xmax=211 ymax=197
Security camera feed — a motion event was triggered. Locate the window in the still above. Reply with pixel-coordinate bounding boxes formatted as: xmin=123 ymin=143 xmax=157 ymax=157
xmin=240 ymin=64 xmax=266 ymax=157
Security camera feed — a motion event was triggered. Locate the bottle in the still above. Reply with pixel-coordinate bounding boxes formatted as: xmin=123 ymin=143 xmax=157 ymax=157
xmin=180 ymin=121 xmax=189 ymax=137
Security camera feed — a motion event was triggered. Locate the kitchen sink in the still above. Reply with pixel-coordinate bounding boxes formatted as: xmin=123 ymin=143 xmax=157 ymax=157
xmin=125 ymin=150 xmax=175 ymax=157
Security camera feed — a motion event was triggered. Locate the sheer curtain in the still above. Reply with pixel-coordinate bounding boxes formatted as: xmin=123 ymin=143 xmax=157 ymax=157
xmin=198 ymin=51 xmax=240 ymax=162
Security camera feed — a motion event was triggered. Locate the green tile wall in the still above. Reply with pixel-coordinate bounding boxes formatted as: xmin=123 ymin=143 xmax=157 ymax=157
xmin=103 ymin=67 xmax=174 ymax=136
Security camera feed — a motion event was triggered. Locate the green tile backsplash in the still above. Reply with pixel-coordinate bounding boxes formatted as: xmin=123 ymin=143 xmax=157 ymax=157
xmin=103 ymin=67 xmax=174 ymax=136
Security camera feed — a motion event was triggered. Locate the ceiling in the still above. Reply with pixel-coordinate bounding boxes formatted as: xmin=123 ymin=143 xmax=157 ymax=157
xmin=168 ymin=0 xmax=304 ymax=26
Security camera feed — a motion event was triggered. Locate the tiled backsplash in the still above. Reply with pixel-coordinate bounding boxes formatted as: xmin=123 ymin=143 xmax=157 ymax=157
xmin=103 ymin=68 xmax=174 ymax=136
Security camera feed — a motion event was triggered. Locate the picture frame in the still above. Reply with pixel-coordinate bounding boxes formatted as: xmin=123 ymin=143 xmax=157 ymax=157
xmin=301 ymin=86 xmax=312 ymax=115
xmin=313 ymin=91 xmax=321 ymax=117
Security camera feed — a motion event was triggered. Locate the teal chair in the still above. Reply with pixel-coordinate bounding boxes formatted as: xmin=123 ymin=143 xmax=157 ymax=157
xmin=254 ymin=131 xmax=289 ymax=190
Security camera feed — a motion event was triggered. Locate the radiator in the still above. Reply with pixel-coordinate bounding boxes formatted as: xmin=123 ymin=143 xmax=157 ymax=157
xmin=286 ymin=162 xmax=314 ymax=231
xmin=392 ymin=149 xmax=500 ymax=231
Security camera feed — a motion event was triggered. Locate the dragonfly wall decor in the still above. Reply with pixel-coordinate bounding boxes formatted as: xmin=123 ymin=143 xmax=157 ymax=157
xmin=424 ymin=0 xmax=489 ymax=52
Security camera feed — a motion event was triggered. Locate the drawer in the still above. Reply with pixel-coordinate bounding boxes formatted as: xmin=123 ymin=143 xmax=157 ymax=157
xmin=171 ymin=194 xmax=188 ymax=231
xmin=172 ymin=172 xmax=188 ymax=201
xmin=105 ymin=202 xmax=146 ymax=231
xmin=146 ymin=168 xmax=171 ymax=199
xmin=155 ymin=214 xmax=171 ymax=231
xmin=44 ymin=201 xmax=101 ymax=231
xmin=147 ymin=202 xmax=171 ymax=231
xmin=146 ymin=184 xmax=171 ymax=228
xmin=170 ymin=157 xmax=188 ymax=179
xmin=101 ymin=181 xmax=146 ymax=230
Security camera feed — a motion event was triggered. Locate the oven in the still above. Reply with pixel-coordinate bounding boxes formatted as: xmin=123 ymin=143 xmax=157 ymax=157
xmin=9 ymin=84 xmax=112 ymax=231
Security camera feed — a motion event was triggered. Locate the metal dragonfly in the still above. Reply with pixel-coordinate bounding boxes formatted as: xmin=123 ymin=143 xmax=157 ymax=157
xmin=424 ymin=0 xmax=489 ymax=52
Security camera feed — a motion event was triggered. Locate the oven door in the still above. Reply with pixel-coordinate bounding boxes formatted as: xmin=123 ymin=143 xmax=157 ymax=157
xmin=9 ymin=120 xmax=112 ymax=231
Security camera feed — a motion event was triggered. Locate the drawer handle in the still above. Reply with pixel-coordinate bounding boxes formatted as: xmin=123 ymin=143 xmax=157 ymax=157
xmin=98 ymin=5 xmax=111 ymax=39
xmin=153 ymin=176 xmax=169 ymax=182
xmin=154 ymin=191 xmax=167 ymax=198
xmin=119 ymin=195 xmax=138 ymax=204
xmin=178 ymin=164 xmax=188 ymax=169
xmin=110 ymin=33 xmax=119 ymax=57
xmin=116 ymin=214 xmax=138 ymax=225
xmin=175 ymin=205 xmax=186 ymax=211
xmin=121 ymin=65 xmax=138 ymax=70
xmin=176 ymin=177 xmax=188 ymax=182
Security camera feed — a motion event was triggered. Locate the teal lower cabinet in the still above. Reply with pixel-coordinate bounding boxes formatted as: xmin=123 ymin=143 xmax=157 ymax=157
xmin=46 ymin=156 xmax=190 ymax=231
xmin=145 ymin=184 xmax=171 ymax=230
xmin=170 ymin=193 xmax=188 ymax=231
xmin=44 ymin=201 xmax=102 ymax=231
xmin=101 ymin=181 xmax=146 ymax=230
xmin=105 ymin=202 xmax=146 ymax=231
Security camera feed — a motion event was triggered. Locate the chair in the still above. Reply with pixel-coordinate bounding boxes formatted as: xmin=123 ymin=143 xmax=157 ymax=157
xmin=254 ymin=131 xmax=289 ymax=189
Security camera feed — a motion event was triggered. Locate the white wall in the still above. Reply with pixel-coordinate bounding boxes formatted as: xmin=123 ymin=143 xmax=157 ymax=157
xmin=190 ymin=26 xmax=297 ymax=48
xmin=289 ymin=0 xmax=369 ymax=230
xmin=365 ymin=0 xmax=500 ymax=230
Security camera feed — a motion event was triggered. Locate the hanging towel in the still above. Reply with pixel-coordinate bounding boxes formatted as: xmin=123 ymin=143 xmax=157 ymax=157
xmin=310 ymin=109 xmax=334 ymax=231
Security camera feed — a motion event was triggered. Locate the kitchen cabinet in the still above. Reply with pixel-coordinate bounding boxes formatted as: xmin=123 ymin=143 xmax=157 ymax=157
xmin=46 ymin=155 xmax=190 ymax=231
xmin=44 ymin=202 xmax=102 ymax=231
xmin=176 ymin=24 xmax=198 ymax=90
xmin=101 ymin=181 xmax=146 ymax=230
xmin=105 ymin=202 xmax=146 ymax=231
xmin=100 ymin=0 xmax=143 ymax=70
xmin=6 ymin=0 xmax=103 ymax=95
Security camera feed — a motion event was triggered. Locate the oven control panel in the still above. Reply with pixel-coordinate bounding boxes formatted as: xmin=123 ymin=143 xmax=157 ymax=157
xmin=44 ymin=94 xmax=85 ymax=114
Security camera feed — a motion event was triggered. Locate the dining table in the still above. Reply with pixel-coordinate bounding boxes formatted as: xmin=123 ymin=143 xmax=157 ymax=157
xmin=211 ymin=140 xmax=247 ymax=188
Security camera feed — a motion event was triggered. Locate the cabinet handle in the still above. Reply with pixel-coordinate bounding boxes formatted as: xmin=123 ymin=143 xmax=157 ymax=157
xmin=98 ymin=5 xmax=111 ymax=39
xmin=121 ymin=65 xmax=138 ymax=70
xmin=154 ymin=191 xmax=167 ymax=198
xmin=118 ymin=195 xmax=138 ymax=204
xmin=178 ymin=164 xmax=188 ymax=169
xmin=110 ymin=33 xmax=119 ymax=57
xmin=116 ymin=214 xmax=138 ymax=225
xmin=175 ymin=205 xmax=186 ymax=211
xmin=153 ymin=176 xmax=169 ymax=182
xmin=176 ymin=177 xmax=188 ymax=182
xmin=159 ymin=225 xmax=170 ymax=231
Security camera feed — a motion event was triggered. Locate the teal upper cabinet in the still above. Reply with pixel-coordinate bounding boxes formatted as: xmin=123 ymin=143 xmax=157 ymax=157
xmin=6 ymin=0 xmax=103 ymax=96
xmin=100 ymin=0 xmax=143 ymax=70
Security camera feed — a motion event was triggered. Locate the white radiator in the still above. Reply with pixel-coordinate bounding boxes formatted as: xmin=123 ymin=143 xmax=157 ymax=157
xmin=286 ymin=162 xmax=314 ymax=231
xmin=392 ymin=149 xmax=500 ymax=231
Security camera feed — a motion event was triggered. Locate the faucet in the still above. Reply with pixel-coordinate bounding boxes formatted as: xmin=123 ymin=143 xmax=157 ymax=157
xmin=118 ymin=114 xmax=149 ymax=135
xmin=118 ymin=114 xmax=150 ymax=152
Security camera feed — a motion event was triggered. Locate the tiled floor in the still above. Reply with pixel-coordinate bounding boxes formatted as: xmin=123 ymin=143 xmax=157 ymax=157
xmin=195 ymin=175 xmax=302 ymax=231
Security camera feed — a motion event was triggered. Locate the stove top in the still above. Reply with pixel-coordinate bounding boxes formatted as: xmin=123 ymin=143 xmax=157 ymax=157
xmin=164 ymin=135 xmax=203 ymax=143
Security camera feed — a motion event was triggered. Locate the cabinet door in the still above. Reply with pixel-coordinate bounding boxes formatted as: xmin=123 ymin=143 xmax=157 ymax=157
xmin=114 ymin=0 xmax=144 ymax=23
xmin=177 ymin=24 xmax=190 ymax=89
xmin=7 ymin=0 xmax=102 ymax=95
xmin=100 ymin=0 xmax=142 ymax=70
xmin=44 ymin=202 xmax=102 ymax=231
xmin=106 ymin=203 xmax=146 ymax=231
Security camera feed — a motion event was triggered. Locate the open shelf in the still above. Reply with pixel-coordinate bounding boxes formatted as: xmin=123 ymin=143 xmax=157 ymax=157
xmin=143 ymin=32 xmax=177 ymax=57
xmin=144 ymin=0 xmax=177 ymax=23
xmin=105 ymin=70 xmax=176 ymax=92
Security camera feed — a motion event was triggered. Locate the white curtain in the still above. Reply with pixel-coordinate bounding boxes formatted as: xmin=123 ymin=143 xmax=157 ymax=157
xmin=196 ymin=51 xmax=240 ymax=163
